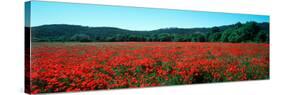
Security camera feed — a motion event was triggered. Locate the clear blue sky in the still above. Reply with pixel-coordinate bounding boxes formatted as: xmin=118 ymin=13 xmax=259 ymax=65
xmin=27 ymin=1 xmax=269 ymax=30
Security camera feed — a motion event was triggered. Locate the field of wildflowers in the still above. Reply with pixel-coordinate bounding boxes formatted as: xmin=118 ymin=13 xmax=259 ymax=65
xmin=29 ymin=42 xmax=269 ymax=93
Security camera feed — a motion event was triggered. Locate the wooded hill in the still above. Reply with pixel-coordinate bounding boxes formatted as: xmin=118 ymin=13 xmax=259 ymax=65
xmin=29 ymin=21 xmax=269 ymax=43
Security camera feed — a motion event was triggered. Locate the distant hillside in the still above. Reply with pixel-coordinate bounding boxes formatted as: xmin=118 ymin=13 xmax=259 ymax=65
xmin=28 ymin=21 xmax=269 ymax=43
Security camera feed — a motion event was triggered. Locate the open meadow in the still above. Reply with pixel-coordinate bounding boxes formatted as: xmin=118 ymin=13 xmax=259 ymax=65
xmin=30 ymin=42 xmax=269 ymax=93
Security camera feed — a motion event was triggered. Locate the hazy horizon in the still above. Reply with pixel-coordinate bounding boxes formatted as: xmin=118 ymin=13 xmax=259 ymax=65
xmin=29 ymin=21 xmax=268 ymax=31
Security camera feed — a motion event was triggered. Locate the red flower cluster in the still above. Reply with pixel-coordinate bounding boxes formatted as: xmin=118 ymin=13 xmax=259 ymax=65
xmin=30 ymin=42 xmax=269 ymax=94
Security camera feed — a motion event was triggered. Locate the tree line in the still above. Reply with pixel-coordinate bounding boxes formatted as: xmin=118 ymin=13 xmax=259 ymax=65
xmin=30 ymin=21 xmax=269 ymax=43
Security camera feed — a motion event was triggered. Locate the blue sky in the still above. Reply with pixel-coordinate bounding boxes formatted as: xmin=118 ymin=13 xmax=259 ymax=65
xmin=27 ymin=1 xmax=269 ymax=30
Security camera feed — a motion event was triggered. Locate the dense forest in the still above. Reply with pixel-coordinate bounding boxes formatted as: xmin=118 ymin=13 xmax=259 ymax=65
xmin=29 ymin=21 xmax=269 ymax=43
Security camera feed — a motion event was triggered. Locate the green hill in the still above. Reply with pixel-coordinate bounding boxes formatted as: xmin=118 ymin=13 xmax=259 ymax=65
xmin=28 ymin=21 xmax=269 ymax=43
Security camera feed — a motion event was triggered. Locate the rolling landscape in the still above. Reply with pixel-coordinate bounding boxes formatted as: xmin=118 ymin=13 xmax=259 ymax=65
xmin=27 ymin=21 xmax=270 ymax=94
xmin=25 ymin=1 xmax=270 ymax=94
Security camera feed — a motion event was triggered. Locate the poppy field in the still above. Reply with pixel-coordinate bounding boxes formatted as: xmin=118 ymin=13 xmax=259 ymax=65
xmin=29 ymin=42 xmax=269 ymax=93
